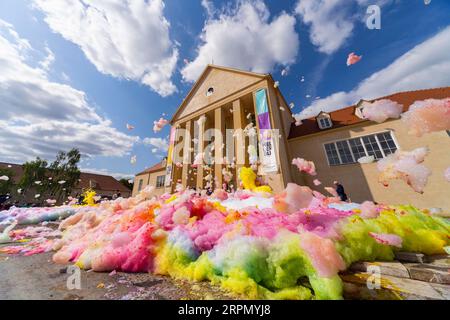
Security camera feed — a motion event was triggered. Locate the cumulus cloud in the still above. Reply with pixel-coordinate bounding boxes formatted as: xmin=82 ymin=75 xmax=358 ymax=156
xmin=0 ymin=19 xmax=137 ymax=163
xmin=181 ymin=0 xmax=299 ymax=82
xmin=39 ymin=45 xmax=55 ymax=71
xmin=32 ymin=0 xmax=178 ymax=97
xmin=143 ymin=137 xmax=169 ymax=153
xmin=295 ymin=0 xmax=391 ymax=54
xmin=296 ymin=26 xmax=450 ymax=119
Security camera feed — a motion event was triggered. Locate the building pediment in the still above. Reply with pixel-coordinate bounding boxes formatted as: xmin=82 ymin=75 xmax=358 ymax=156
xmin=171 ymin=65 xmax=267 ymax=123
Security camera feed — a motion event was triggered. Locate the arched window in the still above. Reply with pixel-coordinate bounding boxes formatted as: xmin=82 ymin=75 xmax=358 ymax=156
xmin=206 ymin=87 xmax=214 ymax=97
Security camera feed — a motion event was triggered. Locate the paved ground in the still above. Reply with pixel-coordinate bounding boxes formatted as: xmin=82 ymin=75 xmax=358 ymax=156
xmin=0 ymin=252 xmax=234 ymax=300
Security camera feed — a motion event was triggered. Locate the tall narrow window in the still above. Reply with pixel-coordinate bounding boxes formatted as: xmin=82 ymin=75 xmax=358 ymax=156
xmin=362 ymin=135 xmax=383 ymax=159
xmin=324 ymin=143 xmax=340 ymax=166
xmin=336 ymin=140 xmax=354 ymax=164
xmin=138 ymin=179 xmax=143 ymax=192
xmin=376 ymin=132 xmax=397 ymax=156
xmin=156 ymin=175 xmax=165 ymax=188
xmin=348 ymin=138 xmax=366 ymax=160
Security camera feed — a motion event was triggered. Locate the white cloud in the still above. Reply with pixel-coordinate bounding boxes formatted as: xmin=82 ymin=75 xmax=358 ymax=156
xmin=295 ymin=0 xmax=391 ymax=54
xmin=32 ymin=0 xmax=178 ymax=97
xmin=61 ymin=72 xmax=70 ymax=82
xmin=296 ymin=26 xmax=450 ymax=119
xmin=143 ymin=137 xmax=169 ymax=153
xmin=201 ymin=0 xmax=216 ymax=18
xmin=181 ymin=0 xmax=299 ymax=82
xmin=0 ymin=20 xmax=137 ymax=163
xmin=39 ymin=45 xmax=55 ymax=71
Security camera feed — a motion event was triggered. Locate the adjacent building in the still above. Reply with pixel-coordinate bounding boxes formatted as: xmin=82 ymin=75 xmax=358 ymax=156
xmin=136 ymin=65 xmax=450 ymax=211
xmin=132 ymin=159 xmax=167 ymax=197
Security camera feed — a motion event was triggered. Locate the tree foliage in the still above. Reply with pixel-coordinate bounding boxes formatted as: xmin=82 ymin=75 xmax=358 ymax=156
xmin=19 ymin=157 xmax=48 ymax=195
xmin=18 ymin=149 xmax=81 ymax=203
xmin=0 ymin=168 xmax=14 ymax=195
xmin=119 ymin=178 xmax=133 ymax=190
xmin=47 ymin=149 xmax=81 ymax=202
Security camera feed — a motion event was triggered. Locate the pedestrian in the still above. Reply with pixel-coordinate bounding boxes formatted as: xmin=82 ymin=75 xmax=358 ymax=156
xmin=334 ymin=181 xmax=348 ymax=202
xmin=78 ymin=193 xmax=84 ymax=205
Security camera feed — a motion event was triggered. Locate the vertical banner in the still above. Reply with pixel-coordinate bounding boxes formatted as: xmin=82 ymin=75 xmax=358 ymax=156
xmin=255 ymin=89 xmax=278 ymax=173
xmin=165 ymin=127 xmax=176 ymax=187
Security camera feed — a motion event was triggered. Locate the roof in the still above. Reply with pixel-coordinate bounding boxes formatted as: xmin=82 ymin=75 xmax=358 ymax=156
xmin=77 ymin=172 xmax=131 ymax=193
xmin=135 ymin=159 xmax=166 ymax=176
xmin=288 ymin=87 xmax=450 ymax=139
xmin=170 ymin=64 xmax=293 ymax=123
xmin=0 ymin=162 xmax=130 ymax=193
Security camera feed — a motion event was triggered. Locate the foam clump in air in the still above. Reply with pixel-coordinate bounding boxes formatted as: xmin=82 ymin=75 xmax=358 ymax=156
xmin=357 ymin=156 xmax=375 ymax=164
xmin=360 ymin=99 xmax=403 ymax=123
xmin=401 ymin=98 xmax=450 ymax=137
xmin=346 ymin=52 xmax=362 ymax=66
xmin=153 ymin=117 xmax=169 ymax=133
xmin=292 ymin=158 xmax=317 ymax=176
xmin=377 ymin=147 xmax=432 ymax=193
xmin=192 ymin=153 xmax=204 ymax=167
xmin=359 ymin=201 xmax=379 ymax=219
xmin=273 ymin=183 xmax=314 ymax=214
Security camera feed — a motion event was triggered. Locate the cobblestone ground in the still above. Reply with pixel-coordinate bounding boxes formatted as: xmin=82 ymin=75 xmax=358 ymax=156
xmin=0 ymin=251 xmax=235 ymax=300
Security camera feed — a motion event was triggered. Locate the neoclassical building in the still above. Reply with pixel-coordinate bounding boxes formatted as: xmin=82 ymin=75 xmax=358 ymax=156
xmin=164 ymin=65 xmax=294 ymax=193
xmin=134 ymin=65 xmax=450 ymax=212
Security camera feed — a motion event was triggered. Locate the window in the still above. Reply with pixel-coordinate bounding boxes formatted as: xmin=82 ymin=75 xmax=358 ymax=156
xmin=376 ymin=132 xmax=397 ymax=156
xmin=336 ymin=140 xmax=354 ymax=164
xmin=317 ymin=117 xmax=332 ymax=129
xmin=137 ymin=179 xmax=143 ymax=192
xmin=324 ymin=131 xmax=398 ymax=166
xmin=156 ymin=175 xmax=165 ymax=188
xmin=362 ymin=135 xmax=383 ymax=159
xmin=206 ymin=87 xmax=214 ymax=96
xmin=324 ymin=143 xmax=340 ymax=166
xmin=348 ymin=138 xmax=366 ymax=160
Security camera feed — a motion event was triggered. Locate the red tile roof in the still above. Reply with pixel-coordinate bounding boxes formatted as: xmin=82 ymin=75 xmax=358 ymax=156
xmin=135 ymin=159 xmax=166 ymax=176
xmin=0 ymin=162 xmax=130 ymax=193
xmin=288 ymin=87 xmax=450 ymax=139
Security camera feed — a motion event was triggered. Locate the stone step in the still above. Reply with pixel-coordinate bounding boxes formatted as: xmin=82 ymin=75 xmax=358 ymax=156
xmin=342 ymin=272 xmax=450 ymax=300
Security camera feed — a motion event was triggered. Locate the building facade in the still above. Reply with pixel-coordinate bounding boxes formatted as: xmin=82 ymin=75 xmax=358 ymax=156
xmin=137 ymin=65 xmax=449 ymax=212
xmin=132 ymin=159 xmax=167 ymax=197
xmin=165 ymin=65 xmax=294 ymax=194
xmin=288 ymin=87 xmax=450 ymax=211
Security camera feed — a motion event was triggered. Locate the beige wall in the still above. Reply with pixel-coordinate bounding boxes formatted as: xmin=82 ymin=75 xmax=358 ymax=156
xmin=288 ymin=119 xmax=450 ymax=211
xmin=132 ymin=169 xmax=167 ymax=197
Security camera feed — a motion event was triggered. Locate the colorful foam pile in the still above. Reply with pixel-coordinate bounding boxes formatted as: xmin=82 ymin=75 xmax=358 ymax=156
xmin=0 ymin=206 xmax=79 ymax=226
xmin=0 ymin=173 xmax=449 ymax=300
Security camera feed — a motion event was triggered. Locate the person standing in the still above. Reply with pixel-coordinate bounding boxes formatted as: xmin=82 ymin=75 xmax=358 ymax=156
xmin=334 ymin=181 xmax=348 ymax=202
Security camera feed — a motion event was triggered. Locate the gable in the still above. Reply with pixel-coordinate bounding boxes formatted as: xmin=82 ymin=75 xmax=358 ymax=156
xmin=173 ymin=66 xmax=266 ymax=122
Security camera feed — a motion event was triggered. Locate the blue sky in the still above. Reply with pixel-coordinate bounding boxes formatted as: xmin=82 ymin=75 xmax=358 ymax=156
xmin=0 ymin=0 xmax=449 ymax=179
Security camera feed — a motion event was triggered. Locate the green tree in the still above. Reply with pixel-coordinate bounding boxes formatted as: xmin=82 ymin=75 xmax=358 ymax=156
xmin=119 ymin=178 xmax=133 ymax=190
xmin=18 ymin=149 xmax=81 ymax=204
xmin=19 ymin=157 xmax=48 ymax=201
xmin=0 ymin=168 xmax=14 ymax=195
xmin=47 ymin=148 xmax=81 ymax=202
